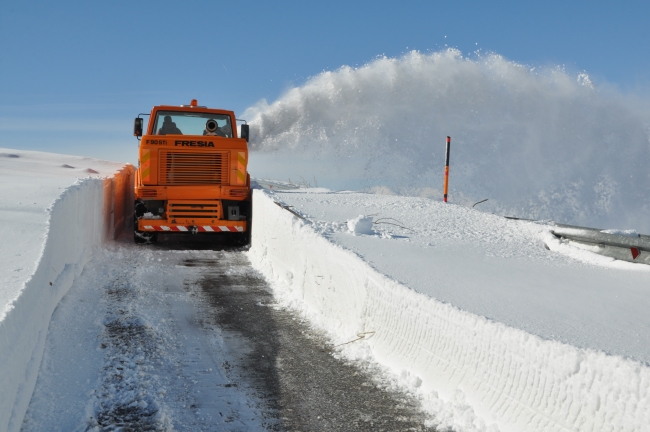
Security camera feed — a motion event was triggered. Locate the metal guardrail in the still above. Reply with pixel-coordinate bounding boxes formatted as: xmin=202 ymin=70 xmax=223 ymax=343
xmin=551 ymin=226 xmax=650 ymax=251
xmin=505 ymin=217 xmax=650 ymax=265
xmin=550 ymin=226 xmax=650 ymax=265
xmin=251 ymin=178 xmax=300 ymax=191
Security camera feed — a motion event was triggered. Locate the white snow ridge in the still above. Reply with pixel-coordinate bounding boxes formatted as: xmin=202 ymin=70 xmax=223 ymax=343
xmin=0 ymin=149 xmax=133 ymax=432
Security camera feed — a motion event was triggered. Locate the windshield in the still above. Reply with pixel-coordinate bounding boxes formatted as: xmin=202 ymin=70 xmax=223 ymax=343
xmin=152 ymin=111 xmax=233 ymax=137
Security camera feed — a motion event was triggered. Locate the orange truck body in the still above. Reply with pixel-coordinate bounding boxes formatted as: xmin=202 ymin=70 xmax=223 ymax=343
xmin=133 ymin=102 xmax=250 ymax=241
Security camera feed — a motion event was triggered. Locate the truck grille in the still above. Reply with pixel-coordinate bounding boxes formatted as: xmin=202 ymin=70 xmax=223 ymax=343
xmin=167 ymin=201 xmax=221 ymax=220
xmin=159 ymin=151 xmax=229 ymax=185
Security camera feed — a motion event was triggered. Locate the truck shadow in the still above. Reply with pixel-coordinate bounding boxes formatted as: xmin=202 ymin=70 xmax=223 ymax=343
xmin=142 ymin=233 xmax=248 ymax=252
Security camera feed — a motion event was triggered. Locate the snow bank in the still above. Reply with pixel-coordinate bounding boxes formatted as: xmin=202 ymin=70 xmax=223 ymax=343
xmin=245 ymin=49 xmax=650 ymax=233
xmin=0 ymin=149 xmax=133 ymax=432
xmin=248 ymin=190 xmax=650 ymax=432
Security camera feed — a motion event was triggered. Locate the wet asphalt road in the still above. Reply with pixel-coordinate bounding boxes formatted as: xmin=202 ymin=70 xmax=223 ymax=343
xmin=167 ymin=234 xmax=436 ymax=431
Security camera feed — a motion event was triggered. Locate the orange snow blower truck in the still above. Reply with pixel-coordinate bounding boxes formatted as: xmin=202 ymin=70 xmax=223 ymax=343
xmin=132 ymin=99 xmax=251 ymax=244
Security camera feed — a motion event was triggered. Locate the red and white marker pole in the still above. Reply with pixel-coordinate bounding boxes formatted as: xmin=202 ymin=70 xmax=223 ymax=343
xmin=443 ymin=136 xmax=451 ymax=203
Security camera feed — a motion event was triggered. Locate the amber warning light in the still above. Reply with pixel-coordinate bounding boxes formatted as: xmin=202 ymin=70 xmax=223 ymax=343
xmin=190 ymin=99 xmax=198 ymax=107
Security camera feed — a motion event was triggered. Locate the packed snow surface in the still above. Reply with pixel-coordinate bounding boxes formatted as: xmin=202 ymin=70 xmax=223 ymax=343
xmin=249 ymin=188 xmax=650 ymax=432
xmin=245 ymin=49 xmax=650 ymax=233
xmin=21 ymin=245 xmax=273 ymax=432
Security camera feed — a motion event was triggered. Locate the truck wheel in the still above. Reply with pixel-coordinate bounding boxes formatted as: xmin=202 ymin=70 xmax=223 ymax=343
xmin=134 ymin=230 xmax=157 ymax=244
xmin=134 ymin=208 xmax=158 ymax=244
xmin=134 ymin=226 xmax=158 ymax=244
xmin=134 ymin=232 xmax=146 ymax=244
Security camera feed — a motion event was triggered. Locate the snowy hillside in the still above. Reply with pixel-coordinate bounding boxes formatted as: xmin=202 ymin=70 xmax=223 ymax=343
xmin=245 ymin=49 xmax=650 ymax=233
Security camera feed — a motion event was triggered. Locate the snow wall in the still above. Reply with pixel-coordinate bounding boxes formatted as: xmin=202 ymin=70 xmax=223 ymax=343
xmin=0 ymin=166 xmax=134 ymax=432
xmin=248 ymin=189 xmax=650 ymax=432
xmin=245 ymin=49 xmax=650 ymax=234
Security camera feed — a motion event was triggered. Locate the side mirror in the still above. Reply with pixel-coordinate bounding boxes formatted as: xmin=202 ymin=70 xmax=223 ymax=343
xmin=133 ymin=118 xmax=143 ymax=137
xmin=240 ymin=124 xmax=250 ymax=142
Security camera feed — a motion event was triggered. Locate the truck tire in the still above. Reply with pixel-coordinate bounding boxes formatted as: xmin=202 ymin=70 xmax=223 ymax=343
xmin=134 ymin=200 xmax=158 ymax=244
xmin=134 ymin=229 xmax=158 ymax=244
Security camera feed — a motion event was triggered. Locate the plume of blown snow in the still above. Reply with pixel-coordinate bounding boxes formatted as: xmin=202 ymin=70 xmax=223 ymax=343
xmin=244 ymin=49 xmax=650 ymax=232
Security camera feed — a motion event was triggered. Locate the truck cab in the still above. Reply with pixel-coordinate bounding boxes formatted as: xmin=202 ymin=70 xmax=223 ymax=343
xmin=133 ymin=99 xmax=251 ymax=244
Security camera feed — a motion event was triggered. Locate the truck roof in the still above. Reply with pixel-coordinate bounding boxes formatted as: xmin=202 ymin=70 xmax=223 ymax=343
xmin=151 ymin=105 xmax=235 ymax=117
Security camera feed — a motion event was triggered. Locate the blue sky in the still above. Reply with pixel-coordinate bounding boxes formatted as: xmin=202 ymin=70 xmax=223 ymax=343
xmin=1 ymin=0 xmax=649 ymax=163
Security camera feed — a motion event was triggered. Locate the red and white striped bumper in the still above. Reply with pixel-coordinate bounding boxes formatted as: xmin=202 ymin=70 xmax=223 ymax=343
xmin=143 ymin=225 xmax=244 ymax=232
xmin=138 ymin=220 xmax=246 ymax=233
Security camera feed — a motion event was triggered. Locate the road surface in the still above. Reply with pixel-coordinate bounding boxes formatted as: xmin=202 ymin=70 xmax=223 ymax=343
xmin=21 ymin=235 xmax=436 ymax=431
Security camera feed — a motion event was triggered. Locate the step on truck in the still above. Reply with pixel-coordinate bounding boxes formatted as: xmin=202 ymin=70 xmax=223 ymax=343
xmin=133 ymin=99 xmax=251 ymax=244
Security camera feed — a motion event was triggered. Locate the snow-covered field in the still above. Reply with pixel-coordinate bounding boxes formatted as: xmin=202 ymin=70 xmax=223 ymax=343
xmin=249 ymin=188 xmax=650 ymax=432
xmin=0 ymin=149 xmax=132 ymax=432
xmin=1 ymin=144 xmax=649 ymax=431
xmin=268 ymin=189 xmax=650 ymax=363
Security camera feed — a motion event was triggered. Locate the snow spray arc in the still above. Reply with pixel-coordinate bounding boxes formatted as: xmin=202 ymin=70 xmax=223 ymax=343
xmin=244 ymin=49 xmax=650 ymax=233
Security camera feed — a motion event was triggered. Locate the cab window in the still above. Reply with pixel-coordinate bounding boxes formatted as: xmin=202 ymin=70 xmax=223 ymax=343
xmin=152 ymin=111 xmax=233 ymax=137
